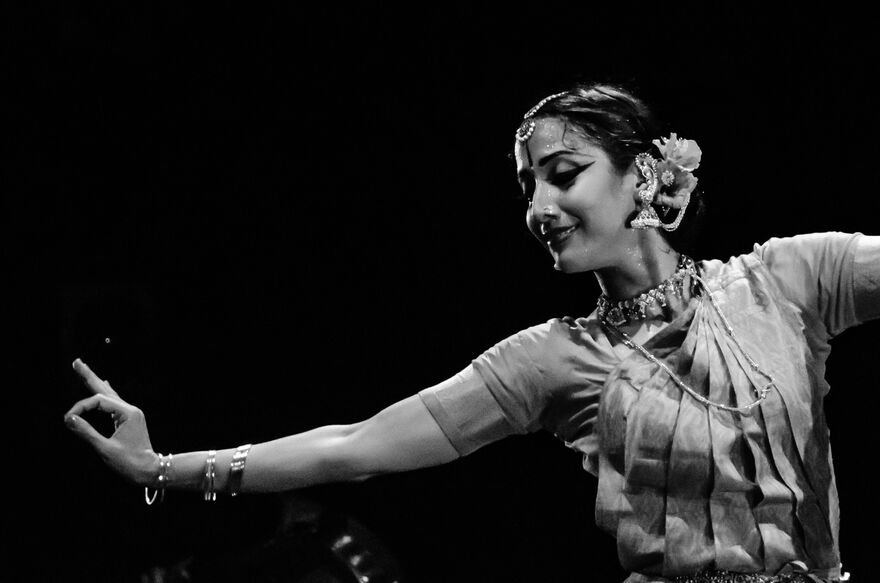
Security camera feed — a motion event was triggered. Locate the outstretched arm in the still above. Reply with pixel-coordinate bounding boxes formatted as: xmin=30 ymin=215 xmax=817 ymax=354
xmin=65 ymin=359 xmax=460 ymax=495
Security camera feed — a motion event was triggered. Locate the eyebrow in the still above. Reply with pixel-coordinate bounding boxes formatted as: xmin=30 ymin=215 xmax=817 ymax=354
xmin=516 ymin=149 xmax=593 ymax=180
xmin=537 ymin=150 xmax=590 ymax=167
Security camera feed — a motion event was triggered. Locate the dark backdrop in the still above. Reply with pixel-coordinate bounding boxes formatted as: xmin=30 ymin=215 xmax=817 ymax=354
xmin=8 ymin=4 xmax=877 ymax=582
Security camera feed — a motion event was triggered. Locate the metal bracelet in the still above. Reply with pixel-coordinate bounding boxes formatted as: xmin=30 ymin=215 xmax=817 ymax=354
xmin=145 ymin=453 xmax=172 ymax=506
xmin=203 ymin=450 xmax=217 ymax=502
xmin=227 ymin=444 xmax=252 ymax=497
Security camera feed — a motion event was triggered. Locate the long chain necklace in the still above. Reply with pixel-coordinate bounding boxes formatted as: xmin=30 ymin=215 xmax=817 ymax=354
xmin=598 ymin=257 xmax=776 ymax=415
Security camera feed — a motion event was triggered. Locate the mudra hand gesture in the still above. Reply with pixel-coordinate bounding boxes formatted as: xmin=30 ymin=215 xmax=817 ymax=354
xmin=65 ymin=358 xmax=159 ymax=487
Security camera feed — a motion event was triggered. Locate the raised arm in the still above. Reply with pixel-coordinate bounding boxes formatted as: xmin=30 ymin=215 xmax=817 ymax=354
xmin=65 ymin=359 xmax=460 ymax=496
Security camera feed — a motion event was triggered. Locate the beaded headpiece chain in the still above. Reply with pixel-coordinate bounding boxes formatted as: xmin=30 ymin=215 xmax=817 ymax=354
xmin=515 ymin=91 xmax=568 ymax=142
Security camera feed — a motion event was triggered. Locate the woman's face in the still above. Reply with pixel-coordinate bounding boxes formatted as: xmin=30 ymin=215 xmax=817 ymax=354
xmin=516 ymin=117 xmax=641 ymax=273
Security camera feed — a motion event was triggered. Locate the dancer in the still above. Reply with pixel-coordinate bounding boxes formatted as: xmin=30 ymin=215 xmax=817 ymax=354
xmin=66 ymin=83 xmax=879 ymax=582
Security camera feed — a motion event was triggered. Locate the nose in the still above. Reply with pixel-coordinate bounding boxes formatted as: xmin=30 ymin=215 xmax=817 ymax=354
xmin=529 ymin=183 xmax=561 ymax=227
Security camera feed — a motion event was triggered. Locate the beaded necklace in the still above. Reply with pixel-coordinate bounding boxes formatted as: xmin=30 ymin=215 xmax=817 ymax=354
xmin=597 ymin=254 xmax=696 ymax=326
xmin=597 ymin=255 xmax=775 ymax=415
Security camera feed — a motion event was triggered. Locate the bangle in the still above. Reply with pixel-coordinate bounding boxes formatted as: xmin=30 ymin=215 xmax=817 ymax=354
xmin=227 ymin=443 xmax=252 ymax=497
xmin=145 ymin=453 xmax=172 ymax=506
xmin=203 ymin=450 xmax=217 ymax=502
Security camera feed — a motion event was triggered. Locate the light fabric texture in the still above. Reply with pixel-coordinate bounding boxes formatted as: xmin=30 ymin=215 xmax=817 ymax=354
xmin=418 ymin=232 xmax=877 ymax=582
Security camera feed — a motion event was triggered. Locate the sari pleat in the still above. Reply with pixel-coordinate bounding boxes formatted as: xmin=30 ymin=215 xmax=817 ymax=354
xmin=719 ymin=270 xmax=837 ymax=566
xmin=704 ymin=311 xmax=797 ymax=571
xmin=699 ymin=306 xmax=764 ymax=572
xmin=660 ymin=307 xmax=715 ymax=575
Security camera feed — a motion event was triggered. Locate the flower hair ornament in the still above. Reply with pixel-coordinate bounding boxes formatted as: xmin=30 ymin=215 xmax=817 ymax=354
xmin=630 ymin=133 xmax=702 ymax=232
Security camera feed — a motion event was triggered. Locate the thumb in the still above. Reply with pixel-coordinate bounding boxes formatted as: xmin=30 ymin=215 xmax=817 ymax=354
xmin=64 ymin=414 xmax=109 ymax=451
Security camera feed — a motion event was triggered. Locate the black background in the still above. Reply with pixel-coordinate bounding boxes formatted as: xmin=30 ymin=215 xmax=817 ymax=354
xmin=8 ymin=4 xmax=878 ymax=582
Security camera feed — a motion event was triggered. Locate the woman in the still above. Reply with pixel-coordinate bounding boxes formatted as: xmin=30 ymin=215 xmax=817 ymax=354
xmin=65 ymin=84 xmax=879 ymax=582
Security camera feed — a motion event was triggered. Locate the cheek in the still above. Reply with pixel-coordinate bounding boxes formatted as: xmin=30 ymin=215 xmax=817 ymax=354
xmin=581 ymin=180 xmax=631 ymax=221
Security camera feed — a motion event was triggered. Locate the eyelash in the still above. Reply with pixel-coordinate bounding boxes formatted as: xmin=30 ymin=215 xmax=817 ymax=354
xmin=549 ymin=166 xmax=587 ymax=188
xmin=517 ymin=165 xmax=588 ymax=202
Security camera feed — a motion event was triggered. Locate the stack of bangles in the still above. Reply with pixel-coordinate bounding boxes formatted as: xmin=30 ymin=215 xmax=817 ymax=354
xmin=144 ymin=444 xmax=253 ymax=505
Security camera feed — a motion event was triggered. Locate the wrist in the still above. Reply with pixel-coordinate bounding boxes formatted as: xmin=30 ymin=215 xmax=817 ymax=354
xmin=137 ymin=451 xmax=162 ymax=488
xmin=143 ymin=452 xmax=172 ymax=506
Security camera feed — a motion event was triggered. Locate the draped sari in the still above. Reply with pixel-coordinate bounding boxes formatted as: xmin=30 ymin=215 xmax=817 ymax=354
xmin=418 ymin=233 xmax=874 ymax=581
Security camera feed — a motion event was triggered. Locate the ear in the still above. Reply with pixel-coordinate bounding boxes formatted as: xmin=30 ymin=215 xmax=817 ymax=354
xmin=623 ymin=160 xmax=646 ymax=202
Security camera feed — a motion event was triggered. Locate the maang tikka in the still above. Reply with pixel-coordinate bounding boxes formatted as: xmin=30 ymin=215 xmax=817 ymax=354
xmin=515 ymin=91 xmax=568 ymax=143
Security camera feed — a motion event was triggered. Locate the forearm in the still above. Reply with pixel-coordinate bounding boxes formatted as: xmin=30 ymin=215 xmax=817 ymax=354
xmin=153 ymin=423 xmax=364 ymax=494
xmin=69 ymin=359 xmax=459 ymax=496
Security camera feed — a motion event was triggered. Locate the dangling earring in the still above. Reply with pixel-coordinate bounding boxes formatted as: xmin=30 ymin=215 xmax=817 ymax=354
xmin=630 ymin=153 xmax=661 ymax=229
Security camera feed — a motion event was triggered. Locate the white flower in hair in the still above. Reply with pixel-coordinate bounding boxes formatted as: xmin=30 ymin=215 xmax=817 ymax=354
xmin=652 ymin=133 xmax=702 ymax=208
xmin=652 ymin=133 xmax=702 ymax=172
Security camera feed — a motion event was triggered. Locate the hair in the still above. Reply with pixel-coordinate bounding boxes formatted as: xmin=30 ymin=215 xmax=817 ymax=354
xmin=524 ymin=82 xmax=706 ymax=256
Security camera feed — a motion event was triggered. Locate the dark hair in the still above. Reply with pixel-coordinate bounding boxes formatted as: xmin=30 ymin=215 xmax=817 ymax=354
xmin=526 ymin=82 xmax=705 ymax=255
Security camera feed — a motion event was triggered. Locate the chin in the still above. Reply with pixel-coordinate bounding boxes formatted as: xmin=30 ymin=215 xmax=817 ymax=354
xmin=552 ymin=253 xmax=592 ymax=274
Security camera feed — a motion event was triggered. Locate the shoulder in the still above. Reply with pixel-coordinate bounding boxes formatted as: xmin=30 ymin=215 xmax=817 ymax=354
xmin=698 ymin=232 xmax=863 ymax=286
xmin=750 ymin=232 xmax=862 ymax=272
xmin=697 ymin=233 xmax=865 ymax=336
xmin=490 ymin=315 xmax=607 ymax=360
xmin=475 ymin=315 xmax=613 ymax=388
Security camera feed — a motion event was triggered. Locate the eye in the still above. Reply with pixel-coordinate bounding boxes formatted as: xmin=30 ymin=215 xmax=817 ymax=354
xmin=549 ymin=165 xmax=588 ymax=188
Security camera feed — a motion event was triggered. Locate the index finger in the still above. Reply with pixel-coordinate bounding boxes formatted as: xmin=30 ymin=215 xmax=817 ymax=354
xmin=72 ymin=358 xmax=120 ymax=398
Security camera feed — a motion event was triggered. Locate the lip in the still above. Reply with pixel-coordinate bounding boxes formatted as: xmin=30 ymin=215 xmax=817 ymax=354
xmin=544 ymin=224 xmax=578 ymax=248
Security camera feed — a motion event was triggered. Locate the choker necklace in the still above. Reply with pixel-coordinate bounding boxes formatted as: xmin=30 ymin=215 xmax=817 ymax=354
xmin=597 ymin=254 xmax=698 ymax=327
xmin=597 ymin=256 xmax=775 ymax=415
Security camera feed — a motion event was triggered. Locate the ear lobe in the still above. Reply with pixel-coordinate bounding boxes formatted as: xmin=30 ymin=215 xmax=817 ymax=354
xmin=632 ymin=183 xmax=649 ymax=205
xmin=624 ymin=160 xmax=646 ymax=185
xmin=625 ymin=163 xmax=646 ymax=201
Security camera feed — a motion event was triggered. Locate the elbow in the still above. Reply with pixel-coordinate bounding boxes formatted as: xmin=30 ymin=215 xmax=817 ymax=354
xmin=327 ymin=420 xmax=408 ymax=482
xmin=321 ymin=422 xmax=378 ymax=483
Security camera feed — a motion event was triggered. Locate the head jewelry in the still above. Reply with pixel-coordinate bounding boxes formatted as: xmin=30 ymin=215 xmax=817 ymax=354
xmin=515 ymin=91 xmax=568 ymax=143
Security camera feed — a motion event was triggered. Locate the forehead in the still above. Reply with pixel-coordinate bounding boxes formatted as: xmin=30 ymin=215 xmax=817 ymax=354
xmin=514 ymin=117 xmax=597 ymax=170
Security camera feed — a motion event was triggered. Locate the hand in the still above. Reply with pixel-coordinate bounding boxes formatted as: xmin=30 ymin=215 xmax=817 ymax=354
xmin=65 ymin=359 xmax=159 ymax=486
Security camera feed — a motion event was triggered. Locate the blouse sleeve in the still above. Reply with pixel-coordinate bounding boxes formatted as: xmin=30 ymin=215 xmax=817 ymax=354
xmin=854 ymin=235 xmax=880 ymax=323
xmin=417 ymin=364 xmax=523 ymax=457
xmin=418 ymin=319 xmax=580 ymax=456
xmin=753 ymin=232 xmax=879 ymax=338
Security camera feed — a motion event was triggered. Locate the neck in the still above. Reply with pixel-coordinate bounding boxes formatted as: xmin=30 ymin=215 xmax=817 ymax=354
xmin=594 ymin=240 xmax=681 ymax=301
